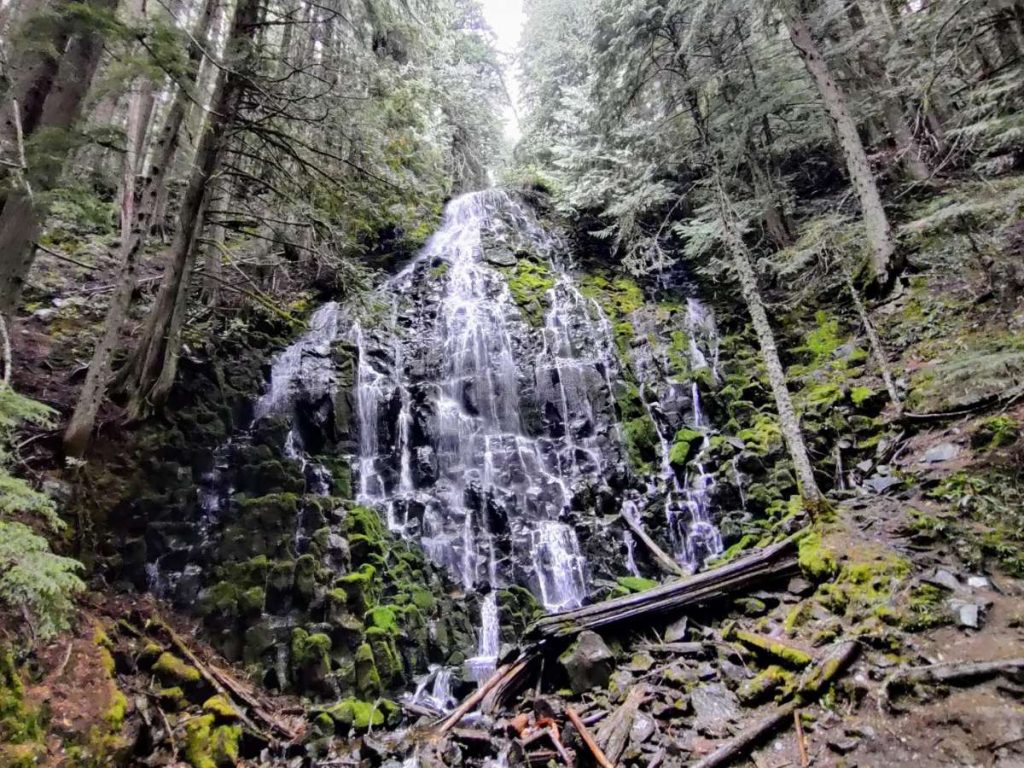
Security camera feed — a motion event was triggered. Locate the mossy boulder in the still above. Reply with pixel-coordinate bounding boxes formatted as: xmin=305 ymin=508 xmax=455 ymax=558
xmin=324 ymin=698 xmax=395 ymax=731
xmin=184 ymin=714 xmax=241 ymax=768
xmin=668 ymin=427 xmax=703 ymax=470
xmin=153 ymin=652 xmax=201 ymax=685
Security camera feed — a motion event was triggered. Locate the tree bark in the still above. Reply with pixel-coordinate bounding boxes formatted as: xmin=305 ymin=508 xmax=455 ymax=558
xmin=841 ymin=264 xmax=903 ymax=416
xmin=0 ymin=0 xmax=115 ymax=320
xmin=63 ymin=0 xmax=156 ymax=456
xmin=117 ymin=0 xmax=260 ymax=416
xmin=714 ymin=173 xmax=822 ymax=504
xmin=783 ymin=7 xmax=899 ymax=290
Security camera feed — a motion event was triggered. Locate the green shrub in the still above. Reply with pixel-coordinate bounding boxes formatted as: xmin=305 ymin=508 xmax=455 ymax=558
xmin=0 ymin=385 xmax=83 ymax=640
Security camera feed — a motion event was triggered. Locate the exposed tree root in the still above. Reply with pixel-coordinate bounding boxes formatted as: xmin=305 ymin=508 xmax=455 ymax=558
xmin=879 ymin=657 xmax=1024 ymax=712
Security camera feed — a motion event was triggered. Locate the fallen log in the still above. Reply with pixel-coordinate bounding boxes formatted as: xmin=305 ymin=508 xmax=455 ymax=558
xmin=433 ymin=658 xmax=532 ymax=738
xmin=879 ymin=657 xmax=1024 ymax=712
xmin=527 ymin=535 xmax=800 ymax=642
xmin=594 ymin=685 xmax=649 ymax=764
xmin=433 ymin=536 xmax=802 ymax=734
xmin=690 ymin=640 xmax=860 ymax=768
xmin=149 ymin=620 xmax=299 ymax=742
xmin=900 ymin=383 xmax=1024 ymax=423
xmin=566 ymin=706 xmax=615 ymax=768
xmin=620 ymin=510 xmax=687 ymax=577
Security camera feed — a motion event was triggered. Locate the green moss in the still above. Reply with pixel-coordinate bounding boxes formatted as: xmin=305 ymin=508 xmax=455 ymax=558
xmin=156 ymin=687 xmax=186 ymax=710
xmin=430 ymin=262 xmax=450 ymax=279
xmin=501 ymin=259 xmax=555 ymax=326
xmin=152 ymin=652 xmax=201 ymax=684
xmin=624 ymin=416 xmax=659 ymax=472
xmin=103 ymin=690 xmax=127 ymax=731
xmin=797 ymin=312 xmax=845 ymax=368
xmin=850 ymin=386 xmax=875 ymax=407
xmin=737 ymin=665 xmax=795 ymax=704
xmin=291 ymin=629 xmax=332 ymax=665
xmin=615 ymin=576 xmax=658 ymax=593
xmin=1 ymin=649 xmax=43 ymax=758
xmin=783 ymin=603 xmax=811 ymax=635
xmin=184 ymin=714 xmax=241 ymax=768
xmin=668 ymin=427 xmax=703 ymax=468
xmin=202 ymin=695 xmax=239 ymax=721
xmin=324 ymin=698 xmax=388 ymax=730
xmin=365 ymin=605 xmax=399 ymax=634
xmin=737 ymin=415 xmax=784 ymax=457
xmin=797 ymin=532 xmax=838 ymax=581
xmin=354 ymin=642 xmax=380 ymax=695
xmin=903 ymin=584 xmax=950 ymax=631
xmin=972 ymin=415 xmax=1019 ymax=450
xmin=729 ymin=628 xmax=813 ymax=668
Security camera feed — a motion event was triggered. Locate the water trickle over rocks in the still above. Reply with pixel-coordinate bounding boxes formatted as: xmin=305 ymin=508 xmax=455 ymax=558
xmin=117 ymin=189 xmax=730 ymax=710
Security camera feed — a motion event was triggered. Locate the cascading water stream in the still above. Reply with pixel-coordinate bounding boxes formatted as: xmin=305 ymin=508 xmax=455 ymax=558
xmin=175 ymin=189 xmax=727 ymax=705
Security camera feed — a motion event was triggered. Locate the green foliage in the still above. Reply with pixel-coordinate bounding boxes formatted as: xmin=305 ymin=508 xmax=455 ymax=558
xmin=0 ymin=386 xmax=83 ymax=640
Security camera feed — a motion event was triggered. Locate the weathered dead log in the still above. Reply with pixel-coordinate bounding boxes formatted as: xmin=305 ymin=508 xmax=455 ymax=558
xmin=566 ymin=706 xmax=615 ymax=768
xmin=901 ymin=383 xmax=1024 ymax=423
xmin=435 ymin=537 xmax=803 ymax=733
xmin=638 ymin=641 xmax=710 ymax=656
xmin=150 ymin=620 xmax=299 ymax=742
xmin=620 ymin=510 xmax=687 ymax=577
xmin=723 ymin=626 xmax=814 ymax=669
xmin=879 ymin=657 xmax=1024 ymax=712
xmin=527 ymin=535 xmax=800 ymax=642
xmin=690 ymin=640 xmax=859 ymax=768
xmin=594 ymin=685 xmax=649 ymax=764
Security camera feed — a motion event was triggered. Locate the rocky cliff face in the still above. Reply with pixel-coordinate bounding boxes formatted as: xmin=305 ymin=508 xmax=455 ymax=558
xmin=105 ymin=190 xmax=756 ymax=706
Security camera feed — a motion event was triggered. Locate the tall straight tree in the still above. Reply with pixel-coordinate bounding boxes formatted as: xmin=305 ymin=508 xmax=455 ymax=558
xmin=0 ymin=0 xmax=117 ymax=319
xmin=781 ymin=2 xmax=899 ymax=290
xmin=116 ymin=0 xmax=261 ymax=417
xmin=63 ymin=0 xmax=221 ymax=453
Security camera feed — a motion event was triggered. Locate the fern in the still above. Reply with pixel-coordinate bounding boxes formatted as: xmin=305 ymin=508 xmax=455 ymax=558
xmin=0 ymin=384 xmax=83 ymax=640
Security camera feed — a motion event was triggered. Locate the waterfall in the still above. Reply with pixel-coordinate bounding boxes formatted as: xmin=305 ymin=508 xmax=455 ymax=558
xmin=208 ymin=189 xmax=726 ymax=689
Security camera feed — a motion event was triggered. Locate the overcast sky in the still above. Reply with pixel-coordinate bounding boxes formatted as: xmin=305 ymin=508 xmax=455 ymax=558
xmin=480 ymin=0 xmax=525 ymax=140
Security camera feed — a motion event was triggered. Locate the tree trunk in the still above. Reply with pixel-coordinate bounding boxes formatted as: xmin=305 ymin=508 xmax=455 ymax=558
xmin=783 ymin=7 xmax=898 ymax=290
xmin=847 ymin=1 xmax=932 ymax=182
xmin=841 ymin=264 xmax=903 ymax=416
xmin=0 ymin=0 xmax=115 ymax=320
xmin=714 ymin=174 xmax=822 ymax=504
xmin=118 ymin=0 xmax=260 ymax=416
xmin=201 ymin=174 xmax=231 ymax=306
xmin=63 ymin=0 xmax=156 ymax=456
xmin=0 ymin=0 xmax=71 ymax=223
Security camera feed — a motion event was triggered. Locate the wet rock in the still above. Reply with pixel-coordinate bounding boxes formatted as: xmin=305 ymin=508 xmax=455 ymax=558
xmin=630 ymin=712 xmax=657 ymax=744
xmin=691 ymin=683 xmax=740 ymax=737
xmin=951 ymin=600 xmax=983 ymax=629
xmin=827 ymin=735 xmax=861 ymax=755
xmin=560 ymin=631 xmax=614 ymax=694
xmin=921 ymin=443 xmax=960 ymax=463
xmin=864 ymin=475 xmax=902 ymax=494
xmin=924 ymin=568 xmax=960 ymax=591
xmin=665 ymin=616 xmax=689 ymax=643
xmin=787 ymin=577 xmax=815 ymax=597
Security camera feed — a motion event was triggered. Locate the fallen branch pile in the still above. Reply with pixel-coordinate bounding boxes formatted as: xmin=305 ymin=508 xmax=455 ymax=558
xmin=433 ymin=535 xmax=801 ymax=738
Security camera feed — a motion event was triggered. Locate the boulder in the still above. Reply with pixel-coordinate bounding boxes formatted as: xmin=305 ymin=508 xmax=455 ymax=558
xmin=560 ymin=630 xmax=614 ymax=694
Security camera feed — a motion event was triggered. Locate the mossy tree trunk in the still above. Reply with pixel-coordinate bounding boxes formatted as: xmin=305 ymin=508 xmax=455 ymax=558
xmin=0 ymin=0 xmax=114 ymax=320
xmin=116 ymin=0 xmax=261 ymax=417
xmin=714 ymin=172 xmax=823 ymax=505
xmin=65 ymin=0 xmax=221 ymax=451
xmin=783 ymin=4 xmax=898 ymax=291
